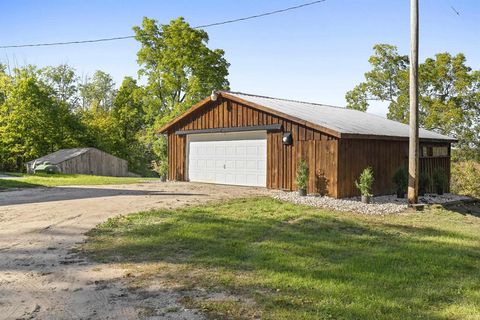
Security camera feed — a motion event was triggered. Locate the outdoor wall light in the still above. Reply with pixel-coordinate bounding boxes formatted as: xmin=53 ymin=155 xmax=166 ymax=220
xmin=210 ymin=90 xmax=218 ymax=101
xmin=282 ymin=132 xmax=293 ymax=145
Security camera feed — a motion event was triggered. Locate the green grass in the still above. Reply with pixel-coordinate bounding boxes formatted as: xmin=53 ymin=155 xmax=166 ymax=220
xmin=0 ymin=172 xmax=25 ymax=177
xmin=83 ymin=198 xmax=480 ymax=320
xmin=0 ymin=173 xmax=157 ymax=190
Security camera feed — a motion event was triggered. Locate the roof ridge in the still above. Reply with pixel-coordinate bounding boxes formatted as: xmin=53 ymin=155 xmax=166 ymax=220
xmin=223 ymin=91 xmax=346 ymax=110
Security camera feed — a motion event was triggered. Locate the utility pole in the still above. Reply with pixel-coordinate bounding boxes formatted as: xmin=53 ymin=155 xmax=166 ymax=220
xmin=408 ymin=0 xmax=419 ymax=204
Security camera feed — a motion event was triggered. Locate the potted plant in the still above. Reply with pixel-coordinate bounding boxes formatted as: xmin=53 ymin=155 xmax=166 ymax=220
xmin=355 ymin=167 xmax=374 ymax=204
xmin=392 ymin=167 xmax=407 ymax=198
xmin=296 ymin=159 xmax=309 ymax=196
xmin=419 ymin=171 xmax=430 ymax=196
xmin=433 ymin=168 xmax=447 ymax=195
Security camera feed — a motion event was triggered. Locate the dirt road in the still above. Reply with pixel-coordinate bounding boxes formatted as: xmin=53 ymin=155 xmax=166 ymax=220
xmin=0 ymin=182 xmax=268 ymax=319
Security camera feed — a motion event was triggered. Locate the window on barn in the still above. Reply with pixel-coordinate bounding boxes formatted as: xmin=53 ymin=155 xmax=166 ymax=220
xmin=420 ymin=145 xmax=449 ymax=158
xmin=422 ymin=146 xmax=428 ymax=157
xmin=432 ymin=146 xmax=448 ymax=157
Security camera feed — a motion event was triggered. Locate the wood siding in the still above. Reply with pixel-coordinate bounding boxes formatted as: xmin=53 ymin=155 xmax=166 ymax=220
xmin=166 ymin=97 xmax=339 ymax=196
xmin=58 ymin=149 xmax=129 ymax=177
xmin=166 ymin=96 xmax=452 ymax=198
xmin=337 ymin=139 xmax=450 ymax=198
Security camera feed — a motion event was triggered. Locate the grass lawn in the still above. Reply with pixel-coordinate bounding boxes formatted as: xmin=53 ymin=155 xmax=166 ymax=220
xmin=0 ymin=173 xmax=157 ymax=190
xmin=83 ymin=198 xmax=480 ymax=320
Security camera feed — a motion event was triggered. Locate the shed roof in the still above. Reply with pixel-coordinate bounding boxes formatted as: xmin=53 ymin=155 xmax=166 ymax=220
xmin=27 ymin=148 xmax=93 ymax=165
xmin=159 ymin=91 xmax=456 ymax=142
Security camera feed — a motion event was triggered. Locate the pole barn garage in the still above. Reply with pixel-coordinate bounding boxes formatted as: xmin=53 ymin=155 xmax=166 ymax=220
xmin=159 ymin=91 xmax=455 ymax=198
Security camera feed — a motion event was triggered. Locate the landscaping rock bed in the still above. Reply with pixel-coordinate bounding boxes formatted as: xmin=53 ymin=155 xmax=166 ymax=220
xmin=273 ymin=192 xmax=472 ymax=215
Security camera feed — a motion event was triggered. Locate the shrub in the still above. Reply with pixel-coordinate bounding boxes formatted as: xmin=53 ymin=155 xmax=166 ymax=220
xmin=392 ymin=167 xmax=408 ymax=194
xmin=296 ymin=159 xmax=309 ymax=191
xmin=451 ymin=161 xmax=480 ymax=198
xmin=419 ymin=171 xmax=431 ymax=195
xmin=152 ymin=159 xmax=168 ymax=179
xmin=355 ymin=167 xmax=374 ymax=197
xmin=433 ymin=168 xmax=448 ymax=194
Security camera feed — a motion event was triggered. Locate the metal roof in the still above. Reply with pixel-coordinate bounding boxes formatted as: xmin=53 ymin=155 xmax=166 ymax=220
xmin=27 ymin=148 xmax=92 ymax=165
xmin=224 ymin=91 xmax=455 ymax=141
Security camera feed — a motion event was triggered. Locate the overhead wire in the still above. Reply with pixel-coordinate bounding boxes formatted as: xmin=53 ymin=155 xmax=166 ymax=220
xmin=0 ymin=0 xmax=327 ymax=49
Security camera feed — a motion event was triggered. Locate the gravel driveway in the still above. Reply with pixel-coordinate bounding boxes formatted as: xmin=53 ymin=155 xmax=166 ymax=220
xmin=0 ymin=182 xmax=268 ymax=320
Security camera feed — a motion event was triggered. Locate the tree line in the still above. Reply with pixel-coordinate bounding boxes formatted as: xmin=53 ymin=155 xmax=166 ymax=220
xmin=0 ymin=17 xmax=229 ymax=175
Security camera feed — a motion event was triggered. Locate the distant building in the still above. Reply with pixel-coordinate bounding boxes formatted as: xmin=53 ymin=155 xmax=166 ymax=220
xmin=26 ymin=148 xmax=130 ymax=177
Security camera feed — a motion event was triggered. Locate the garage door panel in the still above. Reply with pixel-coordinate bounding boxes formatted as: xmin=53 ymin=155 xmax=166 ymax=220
xmin=215 ymin=173 xmax=226 ymax=183
xmin=246 ymin=174 xmax=259 ymax=185
xmin=236 ymin=146 xmax=246 ymax=156
xmin=187 ymin=132 xmax=266 ymax=187
xmin=246 ymin=160 xmax=257 ymax=170
xmin=197 ymin=159 xmax=206 ymax=168
xmin=246 ymin=146 xmax=257 ymax=156
xmin=225 ymin=160 xmax=235 ymax=169
xmin=215 ymin=160 xmax=224 ymax=169
xmin=215 ymin=146 xmax=225 ymax=156
xmin=258 ymin=160 xmax=266 ymax=169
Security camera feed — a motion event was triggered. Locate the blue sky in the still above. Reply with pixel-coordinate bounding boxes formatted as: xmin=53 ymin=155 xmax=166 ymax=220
xmin=1 ymin=0 xmax=479 ymax=116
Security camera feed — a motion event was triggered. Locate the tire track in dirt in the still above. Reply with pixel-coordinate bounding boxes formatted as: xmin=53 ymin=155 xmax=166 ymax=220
xmin=0 ymin=182 xmax=269 ymax=319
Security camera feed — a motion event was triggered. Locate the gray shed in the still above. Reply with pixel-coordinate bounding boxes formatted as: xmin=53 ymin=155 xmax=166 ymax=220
xmin=26 ymin=148 xmax=129 ymax=177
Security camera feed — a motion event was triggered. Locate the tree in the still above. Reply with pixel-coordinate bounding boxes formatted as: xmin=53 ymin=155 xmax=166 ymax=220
xmin=133 ymin=16 xmax=230 ymax=169
xmin=133 ymin=17 xmax=230 ymax=127
xmin=40 ymin=64 xmax=79 ymax=108
xmin=0 ymin=66 xmax=83 ymax=171
xmin=111 ymin=77 xmax=151 ymax=173
xmin=346 ymin=44 xmax=480 ymax=159
xmin=346 ymin=44 xmax=409 ymax=117
xmin=0 ymin=17 xmax=232 ymax=174
xmin=79 ymin=70 xmax=116 ymax=112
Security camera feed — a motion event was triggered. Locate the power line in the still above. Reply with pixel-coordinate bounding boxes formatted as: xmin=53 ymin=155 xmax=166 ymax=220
xmin=0 ymin=36 xmax=135 ymax=48
xmin=194 ymin=0 xmax=327 ymax=28
xmin=0 ymin=0 xmax=327 ymax=49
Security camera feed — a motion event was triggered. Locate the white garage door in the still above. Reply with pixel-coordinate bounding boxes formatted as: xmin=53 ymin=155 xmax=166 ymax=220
xmin=187 ymin=131 xmax=267 ymax=187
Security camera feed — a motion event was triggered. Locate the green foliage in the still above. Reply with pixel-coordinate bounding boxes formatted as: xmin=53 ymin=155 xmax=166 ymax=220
xmin=346 ymin=44 xmax=409 ymax=114
xmin=392 ymin=167 xmax=408 ymax=192
xmin=419 ymin=171 xmax=431 ymax=194
xmin=0 ymin=66 xmax=84 ymax=171
xmin=355 ymin=167 xmax=374 ymax=196
xmin=40 ymin=64 xmax=79 ymax=106
xmin=346 ymin=44 xmax=480 ymax=159
xmin=133 ymin=17 xmax=229 ymax=163
xmin=110 ymin=77 xmax=151 ymax=173
xmin=433 ymin=168 xmax=448 ymax=191
xmin=452 ymin=147 xmax=480 ymax=162
xmin=295 ymin=159 xmax=309 ymax=190
xmin=79 ymin=70 xmax=116 ymax=112
xmin=451 ymin=161 xmax=480 ymax=198
xmin=0 ymin=17 xmax=230 ymax=175
xmin=134 ymin=17 xmax=229 ymax=122
xmin=84 ymin=197 xmax=480 ymax=319
xmin=153 ymin=158 xmax=168 ymax=178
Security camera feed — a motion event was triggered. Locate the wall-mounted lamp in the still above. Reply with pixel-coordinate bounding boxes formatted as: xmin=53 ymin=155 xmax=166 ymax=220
xmin=210 ymin=90 xmax=218 ymax=101
xmin=282 ymin=132 xmax=293 ymax=145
